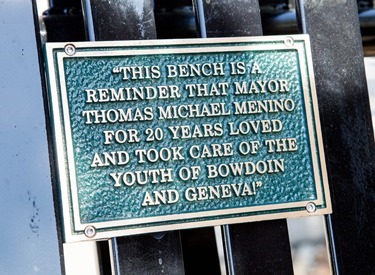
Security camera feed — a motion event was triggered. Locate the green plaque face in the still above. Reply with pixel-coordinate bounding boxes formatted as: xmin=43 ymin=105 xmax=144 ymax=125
xmin=45 ymin=35 xmax=331 ymax=242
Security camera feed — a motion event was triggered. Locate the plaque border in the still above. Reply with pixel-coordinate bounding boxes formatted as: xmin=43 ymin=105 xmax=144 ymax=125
xmin=45 ymin=34 xmax=331 ymax=243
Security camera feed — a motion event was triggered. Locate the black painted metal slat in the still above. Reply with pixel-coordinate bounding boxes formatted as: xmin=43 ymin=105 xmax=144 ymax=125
xmin=192 ymin=0 xmax=295 ymax=274
xmin=111 ymin=232 xmax=184 ymax=274
xmin=194 ymin=0 xmax=263 ymax=37
xmin=180 ymin=227 xmax=221 ymax=275
xmin=82 ymin=0 xmax=156 ymax=41
xmin=296 ymin=0 xmax=375 ymax=273
xmin=80 ymin=1 xmax=186 ymax=274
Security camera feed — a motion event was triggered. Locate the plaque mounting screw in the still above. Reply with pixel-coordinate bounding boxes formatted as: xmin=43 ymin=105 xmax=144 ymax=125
xmin=84 ymin=226 xmax=96 ymax=238
xmin=306 ymin=202 xmax=316 ymax=213
xmin=284 ymin=36 xmax=294 ymax=47
xmin=64 ymin=44 xmax=76 ymax=56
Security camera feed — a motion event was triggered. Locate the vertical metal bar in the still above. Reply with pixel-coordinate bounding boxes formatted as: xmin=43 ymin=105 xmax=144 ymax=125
xmin=191 ymin=0 xmax=294 ymax=274
xmin=180 ymin=227 xmax=221 ymax=274
xmin=111 ymin=232 xmax=185 ymax=274
xmin=80 ymin=1 xmax=186 ymax=273
xmin=221 ymin=225 xmax=235 ymax=275
xmin=325 ymin=215 xmax=339 ymax=275
xmin=43 ymin=0 xmax=85 ymax=42
xmin=194 ymin=0 xmax=235 ymax=272
xmin=296 ymin=0 xmax=375 ymax=273
xmin=227 ymin=219 xmax=294 ymax=274
xmin=194 ymin=0 xmax=207 ymax=37
xmin=81 ymin=0 xmax=156 ymax=41
xmin=82 ymin=0 xmax=95 ymax=41
xmin=196 ymin=0 xmax=262 ymax=37
xmin=108 ymin=238 xmax=121 ymax=275
xmin=213 ymin=226 xmax=229 ymax=275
